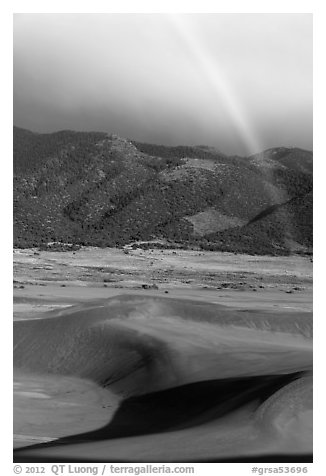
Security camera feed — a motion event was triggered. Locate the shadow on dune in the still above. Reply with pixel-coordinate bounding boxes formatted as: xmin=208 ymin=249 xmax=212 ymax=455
xmin=14 ymin=371 xmax=311 ymax=462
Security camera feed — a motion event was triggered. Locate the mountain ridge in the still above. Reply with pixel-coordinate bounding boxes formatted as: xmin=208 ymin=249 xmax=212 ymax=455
xmin=13 ymin=127 xmax=313 ymax=255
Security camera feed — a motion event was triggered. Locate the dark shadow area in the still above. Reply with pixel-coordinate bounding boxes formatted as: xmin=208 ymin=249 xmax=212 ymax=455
xmin=249 ymin=203 xmax=286 ymax=224
xmin=14 ymin=371 xmax=307 ymax=462
xmin=13 ymin=454 xmax=313 ymax=463
xmin=248 ymin=192 xmax=310 ymax=226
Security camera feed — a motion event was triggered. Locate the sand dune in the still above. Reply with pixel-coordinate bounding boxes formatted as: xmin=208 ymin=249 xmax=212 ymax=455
xmin=14 ymin=295 xmax=312 ymax=462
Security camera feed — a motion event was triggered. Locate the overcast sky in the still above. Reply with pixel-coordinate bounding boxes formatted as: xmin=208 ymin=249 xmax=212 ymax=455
xmin=13 ymin=13 xmax=312 ymax=155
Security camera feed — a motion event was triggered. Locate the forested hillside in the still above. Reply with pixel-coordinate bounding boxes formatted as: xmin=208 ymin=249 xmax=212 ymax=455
xmin=13 ymin=127 xmax=313 ymax=255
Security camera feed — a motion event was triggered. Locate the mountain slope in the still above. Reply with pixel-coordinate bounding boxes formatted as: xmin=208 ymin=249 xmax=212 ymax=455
xmin=13 ymin=127 xmax=313 ymax=255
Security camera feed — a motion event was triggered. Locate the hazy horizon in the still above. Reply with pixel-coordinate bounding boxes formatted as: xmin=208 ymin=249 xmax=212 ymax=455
xmin=14 ymin=13 xmax=312 ymax=156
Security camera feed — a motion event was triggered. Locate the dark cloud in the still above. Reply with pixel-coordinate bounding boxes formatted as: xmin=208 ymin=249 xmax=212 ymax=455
xmin=13 ymin=13 xmax=312 ymax=155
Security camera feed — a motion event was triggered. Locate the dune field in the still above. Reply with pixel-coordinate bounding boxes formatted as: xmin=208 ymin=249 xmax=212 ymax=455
xmin=13 ymin=248 xmax=313 ymax=462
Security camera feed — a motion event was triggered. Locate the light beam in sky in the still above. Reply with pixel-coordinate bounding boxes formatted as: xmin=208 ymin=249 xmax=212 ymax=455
xmin=168 ymin=14 xmax=262 ymax=155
